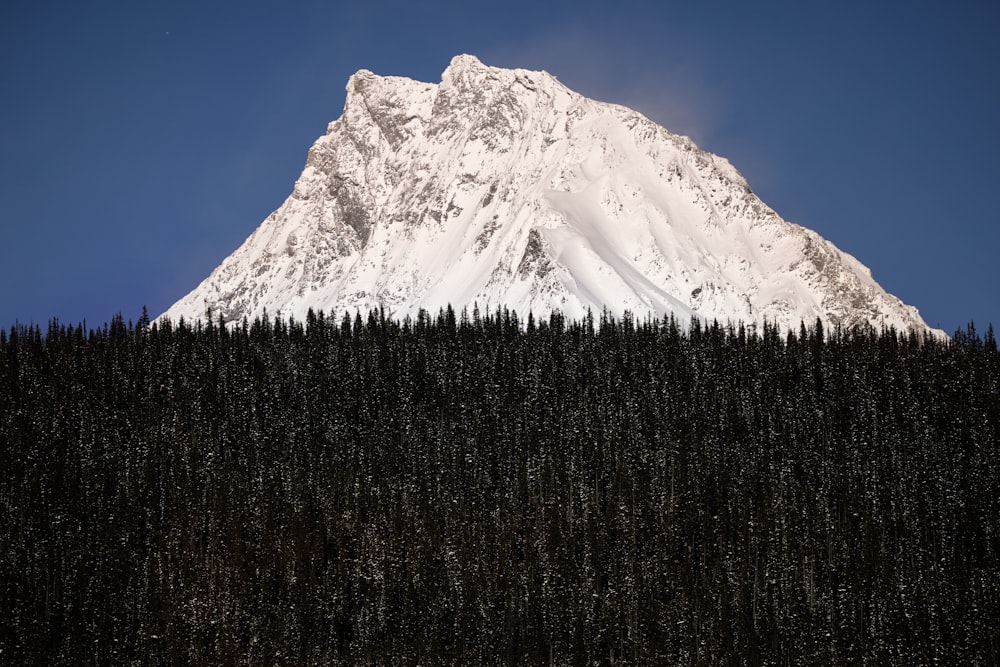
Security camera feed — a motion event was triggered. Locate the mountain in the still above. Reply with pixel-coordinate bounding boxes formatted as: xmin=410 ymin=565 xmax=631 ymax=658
xmin=161 ymin=54 xmax=937 ymax=335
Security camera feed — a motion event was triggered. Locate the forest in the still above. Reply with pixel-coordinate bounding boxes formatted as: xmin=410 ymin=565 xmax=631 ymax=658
xmin=2 ymin=307 xmax=998 ymax=664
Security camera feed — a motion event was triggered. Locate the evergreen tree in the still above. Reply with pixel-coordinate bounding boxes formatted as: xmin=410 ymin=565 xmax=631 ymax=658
xmin=1 ymin=311 xmax=997 ymax=663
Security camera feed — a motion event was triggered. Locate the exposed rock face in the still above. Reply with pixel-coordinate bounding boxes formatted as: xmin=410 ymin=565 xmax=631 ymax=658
xmin=161 ymin=54 xmax=938 ymax=335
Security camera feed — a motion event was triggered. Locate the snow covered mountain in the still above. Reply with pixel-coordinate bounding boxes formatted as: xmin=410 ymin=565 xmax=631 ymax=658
xmin=161 ymin=54 xmax=937 ymax=335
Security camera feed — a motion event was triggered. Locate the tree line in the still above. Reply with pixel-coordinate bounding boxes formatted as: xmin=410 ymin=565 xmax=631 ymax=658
xmin=1 ymin=308 xmax=998 ymax=664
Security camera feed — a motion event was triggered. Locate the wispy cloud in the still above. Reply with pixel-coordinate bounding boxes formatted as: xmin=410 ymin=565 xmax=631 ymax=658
xmin=479 ymin=25 xmax=725 ymax=149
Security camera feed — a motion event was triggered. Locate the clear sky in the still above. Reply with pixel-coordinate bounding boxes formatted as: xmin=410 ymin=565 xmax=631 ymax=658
xmin=2 ymin=1 xmax=997 ymax=334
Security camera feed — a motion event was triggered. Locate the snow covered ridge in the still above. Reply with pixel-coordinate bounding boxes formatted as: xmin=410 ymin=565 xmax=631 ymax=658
xmin=160 ymin=54 xmax=942 ymax=337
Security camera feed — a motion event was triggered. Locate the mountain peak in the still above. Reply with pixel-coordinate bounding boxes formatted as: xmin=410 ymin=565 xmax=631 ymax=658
xmin=162 ymin=56 xmax=940 ymax=337
xmin=438 ymin=53 xmax=511 ymax=101
xmin=446 ymin=53 xmax=486 ymax=73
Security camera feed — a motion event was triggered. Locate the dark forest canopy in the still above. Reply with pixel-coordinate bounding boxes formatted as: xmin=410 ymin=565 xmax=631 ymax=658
xmin=2 ymin=308 xmax=998 ymax=664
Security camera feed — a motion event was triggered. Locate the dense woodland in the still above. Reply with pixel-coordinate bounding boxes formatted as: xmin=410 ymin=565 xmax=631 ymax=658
xmin=2 ymin=307 xmax=998 ymax=664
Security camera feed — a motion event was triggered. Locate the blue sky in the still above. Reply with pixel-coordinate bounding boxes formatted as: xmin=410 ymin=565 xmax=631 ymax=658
xmin=2 ymin=1 xmax=997 ymax=333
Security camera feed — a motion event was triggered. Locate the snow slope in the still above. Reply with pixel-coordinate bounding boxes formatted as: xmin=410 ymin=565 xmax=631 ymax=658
xmin=161 ymin=54 xmax=939 ymax=335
